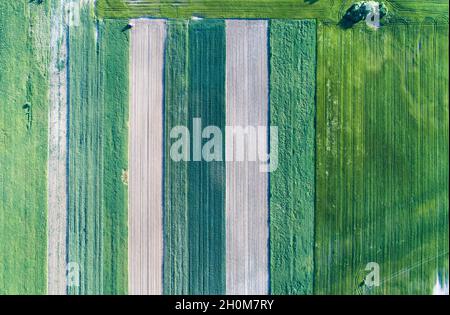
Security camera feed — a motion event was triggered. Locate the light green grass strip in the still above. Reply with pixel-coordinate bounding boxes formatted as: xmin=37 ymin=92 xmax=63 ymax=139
xmin=97 ymin=0 xmax=336 ymax=20
xmin=315 ymin=22 xmax=449 ymax=294
xmin=164 ymin=19 xmax=190 ymax=295
xmin=0 ymin=1 xmax=50 ymax=295
xmin=187 ymin=19 xmax=226 ymax=295
xmin=67 ymin=6 xmax=129 ymax=294
xmin=99 ymin=19 xmax=129 ymax=295
xmin=269 ymin=19 xmax=316 ymax=295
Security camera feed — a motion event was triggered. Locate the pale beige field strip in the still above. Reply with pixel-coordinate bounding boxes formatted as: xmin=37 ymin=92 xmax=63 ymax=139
xmin=129 ymin=19 xmax=166 ymax=295
xmin=225 ymin=20 xmax=269 ymax=295
xmin=48 ymin=0 xmax=68 ymax=295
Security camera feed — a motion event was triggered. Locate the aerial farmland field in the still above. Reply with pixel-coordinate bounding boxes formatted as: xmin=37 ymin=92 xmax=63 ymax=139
xmin=0 ymin=0 xmax=448 ymax=298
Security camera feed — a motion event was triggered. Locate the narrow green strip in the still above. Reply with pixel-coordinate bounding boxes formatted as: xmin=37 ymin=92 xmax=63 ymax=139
xmin=164 ymin=19 xmax=190 ymax=295
xmin=67 ymin=4 xmax=102 ymax=295
xmin=187 ymin=19 xmax=226 ymax=295
xmin=0 ymin=1 xmax=50 ymax=294
xmin=99 ymin=19 xmax=129 ymax=295
xmin=269 ymin=19 xmax=316 ymax=295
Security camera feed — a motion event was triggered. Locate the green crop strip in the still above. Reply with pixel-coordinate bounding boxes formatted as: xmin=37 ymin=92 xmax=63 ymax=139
xmin=187 ymin=19 xmax=226 ymax=294
xmin=164 ymin=20 xmax=190 ymax=295
xmin=0 ymin=1 xmax=50 ymax=294
xmin=269 ymin=20 xmax=317 ymax=295
xmin=67 ymin=5 xmax=129 ymax=294
xmin=0 ymin=0 xmax=447 ymax=296
xmin=315 ymin=21 xmax=449 ymax=294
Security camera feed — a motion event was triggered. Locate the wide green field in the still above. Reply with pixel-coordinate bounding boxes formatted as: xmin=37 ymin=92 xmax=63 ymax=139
xmin=316 ymin=21 xmax=448 ymax=294
xmin=0 ymin=1 xmax=50 ymax=294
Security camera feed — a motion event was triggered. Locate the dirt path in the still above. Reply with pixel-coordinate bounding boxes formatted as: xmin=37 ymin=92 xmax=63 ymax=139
xmin=129 ymin=19 xmax=166 ymax=295
xmin=47 ymin=0 xmax=68 ymax=295
xmin=225 ymin=20 xmax=269 ymax=295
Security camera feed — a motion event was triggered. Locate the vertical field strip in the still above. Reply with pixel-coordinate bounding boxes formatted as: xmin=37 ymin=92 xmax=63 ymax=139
xmin=63 ymin=4 xmax=129 ymax=294
xmin=99 ymin=20 xmax=129 ymax=295
xmin=225 ymin=20 xmax=269 ymax=295
xmin=48 ymin=0 xmax=68 ymax=295
xmin=315 ymin=22 xmax=448 ymax=294
xmin=269 ymin=20 xmax=316 ymax=295
xmin=163 ymin=19 xmax=190 ymax=295
xmin=188 ymin=19 xmax=226 ymax=294
xmin=67 ymin=4 xmax=103 ymax=295
xmin=129 ymin=19 xmax=166 ymax=295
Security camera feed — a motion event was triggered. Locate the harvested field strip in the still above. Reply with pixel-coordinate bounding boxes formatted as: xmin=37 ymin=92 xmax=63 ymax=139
xmin=99 ymin=19 xmax=129 ymax=295
xmin=225 ymin=20 xmax=269 ymax=295
xmin=269 ymin=20 xmax=316 ymax=295
xmin=163 ymin=19 xmax=190 ymax=295
xmin=67 ymin=4 xmax=129 ymax=294
xmin=67 ymin=4 xmax=103 ymax=294
xmin=129 ymin=19 xmax=166 ymax=295
xmin=187 ymin=19 xmax=226 ymax=294
xmin=315 ymin=22 xmax=449 ymax=294
xmin=0 ymin=1 xmax=50 ymax=294
xmin=48 ymin=0 xmax=69 ymax=295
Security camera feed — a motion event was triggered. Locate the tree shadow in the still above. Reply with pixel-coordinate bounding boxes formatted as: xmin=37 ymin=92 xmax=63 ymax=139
xmin=338 ymin=16 xmax=358 ymax=29
xmin=338 ymin=3 xmax=366 ymax=29
xmin=121 ymin=24 xmax=133 ymax=32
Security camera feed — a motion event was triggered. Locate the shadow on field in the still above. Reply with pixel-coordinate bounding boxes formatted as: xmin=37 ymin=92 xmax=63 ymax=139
xmin=338 ymin=17 xmax=358 ymax=29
